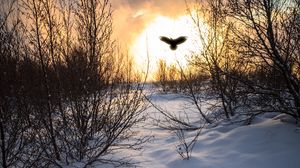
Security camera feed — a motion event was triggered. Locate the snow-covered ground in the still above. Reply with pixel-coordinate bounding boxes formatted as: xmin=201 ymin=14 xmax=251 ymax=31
xmin=125 ymin=88 xmax=300 ymax=168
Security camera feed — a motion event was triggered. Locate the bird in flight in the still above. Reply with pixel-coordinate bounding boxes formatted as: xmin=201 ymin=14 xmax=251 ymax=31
xmin=160 ymin=36 xmax=187 ymax=50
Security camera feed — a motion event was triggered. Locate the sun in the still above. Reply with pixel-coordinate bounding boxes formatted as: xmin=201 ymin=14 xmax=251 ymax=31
xmin=130 ymin=14 xmax=207 ymax=81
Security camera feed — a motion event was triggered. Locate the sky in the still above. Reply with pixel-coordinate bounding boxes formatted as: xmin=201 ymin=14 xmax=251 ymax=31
xmin=111 ymin=0 xmax=204 ymax=81
xmin=111 ymin=0 xmax=191 ymax=46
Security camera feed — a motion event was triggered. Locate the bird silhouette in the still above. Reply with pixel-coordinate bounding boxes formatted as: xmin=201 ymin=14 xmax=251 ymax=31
xmin=160 ymin=36 xmax=187 ymax=50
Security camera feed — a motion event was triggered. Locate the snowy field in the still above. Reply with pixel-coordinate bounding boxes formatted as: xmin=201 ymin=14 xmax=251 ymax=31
xmin=120 ymin=86 xmax=300 ymax=168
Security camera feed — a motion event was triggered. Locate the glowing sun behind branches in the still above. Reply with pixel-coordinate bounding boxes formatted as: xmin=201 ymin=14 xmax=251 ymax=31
xmin=130 ymin=14 xmax=207 ymax=81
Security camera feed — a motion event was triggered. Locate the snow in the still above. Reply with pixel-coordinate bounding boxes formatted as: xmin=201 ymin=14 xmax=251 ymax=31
xmin=120 ymin=89 xmax=300 ymax=168
xmin=65 ymin=86 xmax=300 ymax=168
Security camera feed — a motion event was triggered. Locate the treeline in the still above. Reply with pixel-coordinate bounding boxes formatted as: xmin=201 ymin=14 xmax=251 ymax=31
xmin=0 ymin=0 xmax=145 ymax=167
xmin=156 ymin=0 xmax=300 ymax=123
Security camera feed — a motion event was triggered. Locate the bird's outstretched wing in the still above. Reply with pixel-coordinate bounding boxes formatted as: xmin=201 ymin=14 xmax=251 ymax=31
xmin=160 ymin=36 xmax=173 ymax=45
xmin=173 ymin=36 xmax=187 ymax=45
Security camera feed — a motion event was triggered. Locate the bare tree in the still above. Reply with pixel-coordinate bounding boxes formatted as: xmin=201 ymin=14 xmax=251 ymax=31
xmin=20 ymin=0 xmax=63 ymax=163
xmin=5 ymin=0 xmax=149 ymax=167
xmin=0 ymin=1 xmax=44 ymax=167
xmin=58 ymin=0 xmax=147 ymax=166
xmin=227 ymin=0 xmax=300 ymax=121
xmin=0 ymin=7 xmax=23 ymax=167
xmin=185 ymin=0 xmax=287 ymax=122
xmin=155 ymin=59 xmax=168 ymax=92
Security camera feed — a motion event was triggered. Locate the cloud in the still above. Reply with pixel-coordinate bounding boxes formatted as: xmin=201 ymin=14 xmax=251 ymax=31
xmin=111 ymin=0 xmax=191 ymax=48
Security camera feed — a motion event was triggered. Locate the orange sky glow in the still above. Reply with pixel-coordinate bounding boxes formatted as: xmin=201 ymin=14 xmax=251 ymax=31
xmin=111 ymin=0 xmax=206 ymax=81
